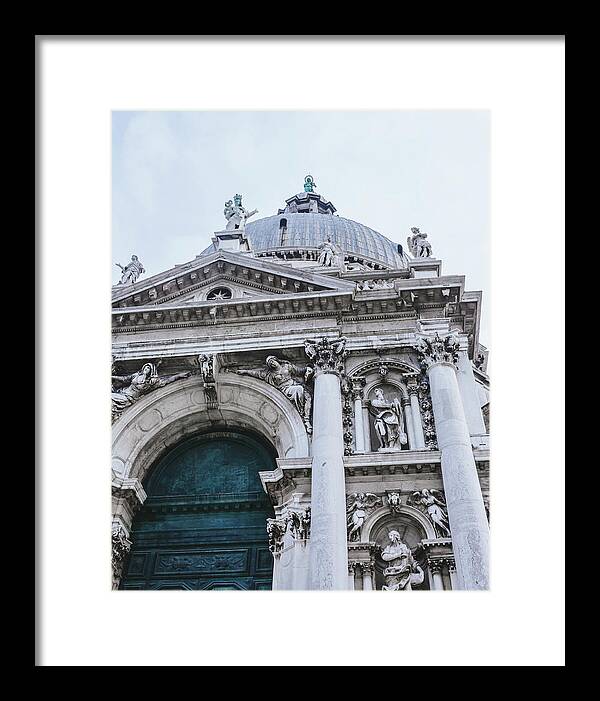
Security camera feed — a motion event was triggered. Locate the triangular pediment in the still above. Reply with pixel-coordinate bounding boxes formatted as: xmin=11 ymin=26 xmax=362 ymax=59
xmin=112 ymin=250 xmax=355 ymax=309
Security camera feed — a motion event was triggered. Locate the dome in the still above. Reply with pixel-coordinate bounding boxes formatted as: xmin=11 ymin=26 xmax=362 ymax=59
xmin=204 ymin=181 xmax=407 ymax=269
xmin=245 ymin=212 xmax=403 ymax=269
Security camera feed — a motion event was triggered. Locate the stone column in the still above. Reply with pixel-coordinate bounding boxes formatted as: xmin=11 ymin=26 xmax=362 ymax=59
xmin=402 ymin=397 xmax=416 ymax=449
xmin=428 ymin=559 xmax=445 ymax=590
xmin=305 ymin=337 xmax=349 ymax=590
xmin=416 ymin=333 xmax=490 ymax=590
xmin=351 ymin=378 xmax=366 ymax=453
xmin=407 ymin=378 xmax=426 ymax=449
xmin=362 ymin=563 xmax=374 ymax=591
xmin=455 ymin=347 xmax=487 ymax=437
xmin=448 ymin=559 xmax=459 ymax=590
xmin=348 ymin=563 xmax=357 ymax=590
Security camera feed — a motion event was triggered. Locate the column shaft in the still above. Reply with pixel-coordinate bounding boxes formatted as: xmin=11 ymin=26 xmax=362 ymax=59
xmin=309 ymin=371 xmax=349 ymax=590
xmin=353 ymin=397 xmax=365 ymax=452
xmin=427 ymin=362 xmax=489 ymax=589
xmin=409 ymin=392 xmax=426 ymax=449
xmin=456 ymin=350 xmax=487 ymax=436
xmin=403 ymin=399 xmax=416 ymax=449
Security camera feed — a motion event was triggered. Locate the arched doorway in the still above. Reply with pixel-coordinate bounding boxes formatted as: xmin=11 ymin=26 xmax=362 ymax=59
xmin=120 ymin=430 xmax=276 ymax=590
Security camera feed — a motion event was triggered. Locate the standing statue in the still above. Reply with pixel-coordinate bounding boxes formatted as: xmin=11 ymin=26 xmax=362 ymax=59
xmin=346 ymin=492 xmax=382 ymax=542
xmin=407 ymin=227 xmax=433 ymax=258
xmin=303 ymin=174 xmax=316 ymax=192
xmin=111 ymin=362 xmax=191 ymax=422
xmin=367 ymin=388 xmax=407 ymax=451
xmin=224 ymin=193 xmax=258 ymax=231
xmin=115 ymin=255 xmax=145 ymax=285
xmin=317 ymin=237 xmax=342 ymax=267
xmin=410 ymin=489 xmax=451 ymax=538
xmin=236 ymin=356 xmax=314 ymax=434
xmin=380 ymin=531 xmax=425 ymax=591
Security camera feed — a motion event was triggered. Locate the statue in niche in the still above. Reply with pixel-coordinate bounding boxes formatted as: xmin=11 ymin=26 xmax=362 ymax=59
xmin=115 ymin=255 xmax=145 ymax=285
xmin=380 ymin=530 xmax=425 ymax=591
xmin=224 ymin=193 xmax=258 ymax=231
xmin=236 ymin=356 xmax=314 ymax=434
xmin=111 ymin=362 xmax=191 ymax=423
xmin=367 ymin=388 xmax=407 ymax=451
xmin=410 ymin=489 xmax=451 ymax=538
xmin=407 ymin=227 xmax=433 ymax=258
xmin=346 ymin=493 xmax=382 ymax=542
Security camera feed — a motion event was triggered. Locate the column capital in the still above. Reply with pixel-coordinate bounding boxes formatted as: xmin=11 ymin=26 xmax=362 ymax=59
xmin=415 ymin=332 xmax=460 ymax=372
xmin=350 ymin=376 xmax=366 ymax=400
xmin=304 ymin=336 xmax=348 ymax=377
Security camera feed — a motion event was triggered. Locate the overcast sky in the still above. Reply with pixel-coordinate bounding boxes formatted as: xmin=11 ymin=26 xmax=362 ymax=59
xmin=112 ymin=110 xmax=490 ymax=345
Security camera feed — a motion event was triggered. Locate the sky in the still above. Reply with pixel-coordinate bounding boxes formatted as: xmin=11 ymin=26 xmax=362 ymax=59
xmin=112 ymin=110 xmax=490 ymax=345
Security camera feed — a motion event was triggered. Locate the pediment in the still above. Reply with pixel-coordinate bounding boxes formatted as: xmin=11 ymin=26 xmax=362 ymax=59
xmin=112 ymin=250 xmax=355 ymax=309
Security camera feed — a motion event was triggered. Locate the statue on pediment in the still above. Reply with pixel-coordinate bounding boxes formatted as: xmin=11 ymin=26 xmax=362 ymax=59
xmin=115 ymin=255 xmax=145 ymax=285
xmin=380 ymin=530 xmax=424 ymax=591
xmin=236 ymin=356 xmax=314 ymax=434
xmin=224 ymin=193 xmax=258 ymax=231
xmin=407 ymin=227 xmax=433 ymax=258
xmin=111 ymin=362 xmax=191 ymax=423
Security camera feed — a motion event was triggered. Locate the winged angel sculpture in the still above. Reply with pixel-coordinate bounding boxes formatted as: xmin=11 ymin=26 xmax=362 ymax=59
xmin=346 ymin=492 xmax=382 ymax=542
xmin=410 ymin=489 xmax=451 ymax=538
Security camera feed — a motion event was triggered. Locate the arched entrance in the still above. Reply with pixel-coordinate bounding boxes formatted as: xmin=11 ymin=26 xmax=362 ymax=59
xmin=120 ymin=430 xmax=276 ymax=590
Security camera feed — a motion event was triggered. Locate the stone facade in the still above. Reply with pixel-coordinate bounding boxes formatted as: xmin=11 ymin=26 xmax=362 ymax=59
xmin=111 ymin=183 xmax=490 ymax=591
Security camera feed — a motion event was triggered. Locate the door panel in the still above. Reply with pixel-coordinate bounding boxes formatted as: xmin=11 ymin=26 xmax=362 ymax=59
xmin=121 ymin=431 xmax=276 ymax=590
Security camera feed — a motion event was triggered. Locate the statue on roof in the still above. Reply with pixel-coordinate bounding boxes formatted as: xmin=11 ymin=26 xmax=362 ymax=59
xmin=115 ymin=255 xmax=145 ymax=285
xmin=224 ymin=193 xmax=258 ymax=231
xmin=317 ymin=237 xmax=342 ymax=267
xmin=407 ymin=227 xmax=433 ymax=258
xmin=303 ymin=175 xmax=316 ymax=193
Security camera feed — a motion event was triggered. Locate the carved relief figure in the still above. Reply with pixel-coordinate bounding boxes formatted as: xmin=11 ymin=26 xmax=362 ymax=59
xmin=115 ymin=255 xmax=145 ymax=285
xmin=387 ymin=492 xmax=402 ymax=514
xmin=367 ymin=388 xmax=407 ymax=451
xmin=111 ymin=362 xmax=191 ymax=423
xmin=224 ymin=193 xmax=258 ymax=231
xmin=346 ymin=493 xmax=382 ymax=542
xmin=380 ymin=530 xmax=425 ymax=591
xmin=237 ymin=356 xmax=314 ymax=434
xmin=407 ymin=227 xmax=433 ymax=258
xmin=410 ymin=489 xmax=451 ymax=538
xmin=111 ymin=523 xmax=132 ymax=588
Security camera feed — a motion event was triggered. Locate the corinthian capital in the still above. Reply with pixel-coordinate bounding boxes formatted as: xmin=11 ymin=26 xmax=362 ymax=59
xmin=304 ymin=337 xmax=348 ymax=376
xmin=415 ymin=332 xmax=460 ymax=371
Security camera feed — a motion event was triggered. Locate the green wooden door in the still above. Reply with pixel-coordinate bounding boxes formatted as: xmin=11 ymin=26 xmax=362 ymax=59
xmin=120 ymin=431 xmax=276 ymax=590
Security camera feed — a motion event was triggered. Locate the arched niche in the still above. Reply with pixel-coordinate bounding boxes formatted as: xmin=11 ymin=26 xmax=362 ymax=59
xmin=111 ymin=373 xmax=310 ymax=487
xmin=362 ymin=505 xmax=435 ymax=591
xmin=364 ymin=380 xmax=411 ymax=452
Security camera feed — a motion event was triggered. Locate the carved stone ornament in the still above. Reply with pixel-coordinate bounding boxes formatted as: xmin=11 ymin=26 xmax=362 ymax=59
xmin=387 ymin=492 xmax=402 ymax=514
xmin=415 ymin=332 xmax=460 ymax=371
xmin=287 ymin=507 xmax=311 ymax=542
xmin=409 ymin=489 xmax=451 ymax=538
xmin=380 ymin=530 xmax=425 ymax=591
xmin=111 ymin=362 xmax=191 ymax=423
xmin=417 ymin=378 xmax=438 ymax=449
xmin=195 ymin=354 xmax=217 ymax=408
xmin=112 ymin=523 xmax=132 ymax=589
xmin=346 ymin=492 xmax=382 ymax=542
xmin=236 ymin=356 xmax=314 ymax=435
xmin=304 ymin=336 xmax=348 ymax=376
xmin=266 ymin=517 xmax=288 ymax=557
